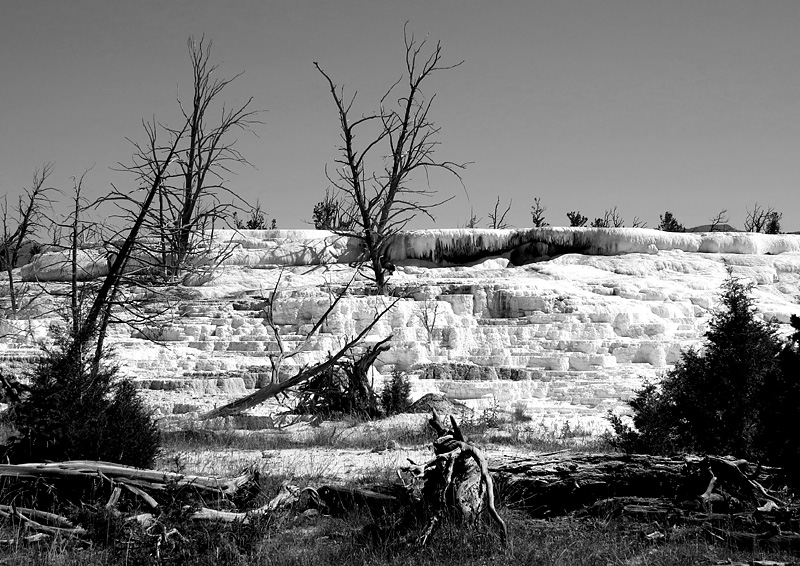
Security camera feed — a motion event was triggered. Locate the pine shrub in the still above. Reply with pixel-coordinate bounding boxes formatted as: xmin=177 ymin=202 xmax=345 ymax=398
xmin=380 ymin=369 xmax=411 ymax=415
xmin=611 ymin=270 xmax=792 ymax=463
xmin=3 ymin=332 xmax=160 ymax=467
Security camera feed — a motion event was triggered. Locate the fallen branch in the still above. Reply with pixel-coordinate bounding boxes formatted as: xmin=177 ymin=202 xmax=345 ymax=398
xmin=0 ymin=460 xmax=255 ymax=496
xmin=202 ymin=295 xmax=400 ymax=419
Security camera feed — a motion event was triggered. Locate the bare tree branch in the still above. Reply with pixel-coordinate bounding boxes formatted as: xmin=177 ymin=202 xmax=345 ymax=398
xmin=315 ymin=26 xmax=467 ymax=293
xmin=709 ymin=209 xmax=729 ymax=232
xmin=488 ymin=196 xmax=512 ymax=229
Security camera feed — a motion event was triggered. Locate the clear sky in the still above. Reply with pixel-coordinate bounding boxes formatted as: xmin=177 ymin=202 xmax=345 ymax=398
xmin=2 ymin=0 xmax=799 ymax=231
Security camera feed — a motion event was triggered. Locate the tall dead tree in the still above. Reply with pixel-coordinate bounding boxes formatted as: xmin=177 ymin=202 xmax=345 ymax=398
xmin=0 ymin=164 xmax=55 ymax=315
xmin=111 ymin=36 xmax=260 ymax=281
xmin=315 ymin=26 xmax=466 ymax=294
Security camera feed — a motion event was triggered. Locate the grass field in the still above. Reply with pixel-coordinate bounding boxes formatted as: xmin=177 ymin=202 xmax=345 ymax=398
xmin=0 ymin=414 xmax=796 ymax=565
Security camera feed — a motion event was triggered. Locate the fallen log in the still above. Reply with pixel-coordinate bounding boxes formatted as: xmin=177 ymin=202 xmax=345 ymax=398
xmin=490 ymin=453 xmax=790 ymax=517
xmin=490 ymin=451 xmax=799 ymax=551
xmin=491 ymin=453 xmax=693 ymax=517
xmin=0 ymin=460 xmax=255 ymax=497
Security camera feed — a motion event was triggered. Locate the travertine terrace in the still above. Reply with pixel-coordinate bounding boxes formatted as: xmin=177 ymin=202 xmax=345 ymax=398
xmin=3 ymin=227 xmax=800 ymax=433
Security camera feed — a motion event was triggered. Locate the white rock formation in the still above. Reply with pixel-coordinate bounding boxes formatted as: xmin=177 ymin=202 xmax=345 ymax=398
xmin=5 ymin=228 xmax=800 ymax=432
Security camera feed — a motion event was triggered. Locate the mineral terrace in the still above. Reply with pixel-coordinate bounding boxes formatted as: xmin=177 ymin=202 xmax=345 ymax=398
xmin=3 ymin=227 xmax=800 ymax=434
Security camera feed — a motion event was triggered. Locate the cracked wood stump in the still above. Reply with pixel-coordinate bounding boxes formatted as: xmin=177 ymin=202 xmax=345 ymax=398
xmin=403 ymin=409 xmax=507 ymax=545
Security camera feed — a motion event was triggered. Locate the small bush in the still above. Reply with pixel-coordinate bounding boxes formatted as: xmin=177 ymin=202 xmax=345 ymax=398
xmin=380 ymin=370 xmax=411 ymax=415
xmin=3 ymin=332 xmax=160 ymax=467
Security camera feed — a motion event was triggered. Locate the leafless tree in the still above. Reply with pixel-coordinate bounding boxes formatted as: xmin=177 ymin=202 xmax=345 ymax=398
xmin=111 ymin=36 xmax=260 ymax=281
xmin=708 ymin=209 xmax=729 ymax=232
xmin=0 ymin=164 xmax=56 ymax=314
xmin=631 ymin=216 xmax=647 ymax=228
xmin=418 ymin=299 xmax=440 ymax=342
xmin=566 ymin=211 xmax=587 ymax=227
xmin=605 ymin=206 xmax=625 ymax=227
xmin=315 ymin=25 xmax=467 ymax=294
xmin=488 ymin=196 xmax=512 ymax=229
xmin=590 ymin=208 xmax=624 ymax=228
xmin=75 ymin=120 xmax=189 ymax=375
xmin=530 ymin=197 xmax=548 ymax=227
xmin=203 ymin=271 xmax=402 ymax=419
xmin=744 ymin=203 xmax=781 ymax=234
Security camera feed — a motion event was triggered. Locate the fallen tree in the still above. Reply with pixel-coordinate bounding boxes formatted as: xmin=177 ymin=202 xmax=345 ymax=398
xmin=490 ymin=452 xmax=800 ymax=551
xmin=202 ymin=269 xmax=401 ymax=420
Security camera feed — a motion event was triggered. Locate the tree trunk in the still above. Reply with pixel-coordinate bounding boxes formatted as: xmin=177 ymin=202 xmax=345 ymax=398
xmin=402 ymin=410 xmax=508 ymax=544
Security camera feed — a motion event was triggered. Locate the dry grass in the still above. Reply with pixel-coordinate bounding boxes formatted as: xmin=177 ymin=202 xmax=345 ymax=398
xmin=1 ymin=505 xmax=796 ymax=566
xmin=0 ymin=414 xmax=794 ymax=565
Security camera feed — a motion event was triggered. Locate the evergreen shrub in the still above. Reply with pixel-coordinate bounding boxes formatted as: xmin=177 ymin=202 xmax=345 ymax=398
xmin=3 ymin=332 xmax=160 ymax=467
xmin=610 ymin=270 xmax=800 ymax=478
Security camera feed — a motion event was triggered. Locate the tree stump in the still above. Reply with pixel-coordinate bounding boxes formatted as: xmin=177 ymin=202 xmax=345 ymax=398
xmin=402 ymin=409 xmax=507 ymax=544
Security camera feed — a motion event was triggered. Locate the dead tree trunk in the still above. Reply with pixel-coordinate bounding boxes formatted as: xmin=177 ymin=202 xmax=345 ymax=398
xmin=403 ymin=410 xmax=507 ymax=544
xmin=489 ymin=452 xmax=799 ymax=551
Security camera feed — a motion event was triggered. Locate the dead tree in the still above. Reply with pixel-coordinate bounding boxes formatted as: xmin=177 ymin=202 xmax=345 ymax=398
xmin=0 ymin=164 xmax=55 ymax=315
xmin=295 ymin=337 xmax=391 ymax=417
xmin=202 ymin=272 xmax=402 ymax=419
xmin=708 ymin=209 xmax=729 ymax=232
xmin=592 ymin=206 xmax=624 ymax=228
xmin=462 ymin=208 xmax=482 ymax=229
xmin=315 ymin=25 xmax=467 ymax=294
xmin=488 ymin=196 xmax=512 ymax=229
xmin=402 ymin=410 xmax=507 ymax=545
xmin=73 ymin=120 xmax=189 ymax=376
xmin=631 ymin=216 xmax=647 ymax=228
xmin=744 ymin=203 xmax=780 ymax=233
xmin=111 ymin=36 xmax=260 ymax=282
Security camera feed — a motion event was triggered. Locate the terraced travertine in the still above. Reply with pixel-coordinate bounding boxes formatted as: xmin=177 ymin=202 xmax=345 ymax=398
xmin=3 ymin=229 xmax=800 ymax=433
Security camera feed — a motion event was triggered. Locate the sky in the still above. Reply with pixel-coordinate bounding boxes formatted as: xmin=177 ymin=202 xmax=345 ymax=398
xmin=2 ymin=0 xmax=799 ymax=232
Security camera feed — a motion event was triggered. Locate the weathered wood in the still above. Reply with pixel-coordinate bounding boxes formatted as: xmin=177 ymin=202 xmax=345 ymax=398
xmin=0 ymin=461 xmax=255 ymax=496
xmin=490 ymin=452 xmax=799 ymax=551
xmin=402 ymin=410 xmax=508 ymax=544
xmin=491 ymin=453 xmax=692 ymax=517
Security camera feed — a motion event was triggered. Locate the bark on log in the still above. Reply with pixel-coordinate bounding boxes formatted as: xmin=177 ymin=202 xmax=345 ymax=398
xmin=490 ymin=453 xmax=787 ymax=517
xmin=0 ymin=461 xmax=255 ymax=497
xmin=490 ymin=452 xmax=799 ymax=551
